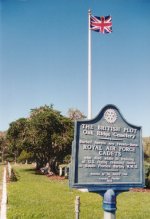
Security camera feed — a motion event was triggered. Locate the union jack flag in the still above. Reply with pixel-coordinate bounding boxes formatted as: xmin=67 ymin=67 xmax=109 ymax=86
xmin=90 ymin=15 xmax=112 ymax=34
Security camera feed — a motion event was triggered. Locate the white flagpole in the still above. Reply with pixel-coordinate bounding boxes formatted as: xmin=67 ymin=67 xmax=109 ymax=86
xmin=88 ymin=9 xmax=92 ymax=119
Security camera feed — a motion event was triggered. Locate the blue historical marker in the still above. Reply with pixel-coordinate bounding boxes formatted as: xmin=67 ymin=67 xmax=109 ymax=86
xmin=70 ymin=104 xmax=145 ymax=218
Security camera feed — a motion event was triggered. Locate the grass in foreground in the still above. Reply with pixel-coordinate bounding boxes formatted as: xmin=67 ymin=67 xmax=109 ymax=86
xmin=7 ymin=165 xmax=150 ymax=219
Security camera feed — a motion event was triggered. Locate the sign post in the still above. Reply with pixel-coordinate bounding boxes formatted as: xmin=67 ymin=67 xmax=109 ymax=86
xmin=70 ymin=104 xmax=145 ymax=218
xmin=103 ymin=189 xmax=116 ymax=219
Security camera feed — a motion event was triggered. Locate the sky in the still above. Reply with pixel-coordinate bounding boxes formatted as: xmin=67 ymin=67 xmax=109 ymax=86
xmin=0 ymin=0 xmax=150 ymax=137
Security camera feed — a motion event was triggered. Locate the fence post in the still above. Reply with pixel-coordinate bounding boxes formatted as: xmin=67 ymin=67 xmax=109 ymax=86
xmin=75 ymin=196 xmax=80 ymax=219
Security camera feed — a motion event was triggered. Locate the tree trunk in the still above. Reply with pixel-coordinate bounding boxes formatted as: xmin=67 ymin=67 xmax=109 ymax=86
xmin=35 ymin=160 xmax=45 ymax=170
xmin=49 ymin=159 xmax=58 ymax=174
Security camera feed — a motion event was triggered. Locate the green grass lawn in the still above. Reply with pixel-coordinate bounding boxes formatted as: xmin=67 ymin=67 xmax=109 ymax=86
xmin=7 ymin=165 xmax=150 ymax=219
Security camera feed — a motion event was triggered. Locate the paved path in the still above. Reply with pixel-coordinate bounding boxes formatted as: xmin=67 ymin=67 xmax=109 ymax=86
xmin=0 ymin=167 xmax=7 ymax=219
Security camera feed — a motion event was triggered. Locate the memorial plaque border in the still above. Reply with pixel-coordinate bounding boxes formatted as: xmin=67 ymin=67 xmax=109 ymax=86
xmin=70 ymin=104 xmax=145 ymax=192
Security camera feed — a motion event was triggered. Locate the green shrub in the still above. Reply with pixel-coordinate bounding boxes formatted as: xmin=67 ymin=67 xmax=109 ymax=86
xmin=63 ymin=154 xmax=71 ymax=164
xmin=17 ymin=150 xmax=34 ymax=164
xmin=10 ymin=168 xmax=18 ymax=181
xmin=7 ymin=166 xmax=19 ymax=182
xmin=145 ymin=162 xmax=150 ymax=188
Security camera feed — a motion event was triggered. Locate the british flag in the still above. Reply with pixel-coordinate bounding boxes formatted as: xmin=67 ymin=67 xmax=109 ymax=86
xmin=90 ymin=15 xmax=112 ymax=34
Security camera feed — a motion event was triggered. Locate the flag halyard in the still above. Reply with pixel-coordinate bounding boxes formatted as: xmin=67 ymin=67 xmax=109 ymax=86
xmin=90 ymin=15 xmax=112 ymax=34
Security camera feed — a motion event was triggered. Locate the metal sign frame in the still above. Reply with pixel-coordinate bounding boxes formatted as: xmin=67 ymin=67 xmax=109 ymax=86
xmin=70 ymin=104 xmax=145 ymax=192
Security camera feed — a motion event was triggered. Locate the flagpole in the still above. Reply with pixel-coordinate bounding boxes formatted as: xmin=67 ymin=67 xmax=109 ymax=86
xmin=88 ymin=9 xmax=92 ymax=119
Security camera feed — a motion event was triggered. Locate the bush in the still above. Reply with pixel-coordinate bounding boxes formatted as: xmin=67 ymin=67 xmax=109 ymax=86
xmin=146 ymin=157 xmax=150 ymax=163
xmin=145 ymin=162 xmax=150 ymax=188
xmin=63 ymin=154 xmax=71 ymax=164
xmin=17 ymin=150 xmax=34 ymax=164
xmin=9 ymin=168 xmax=18 ymax=181
xmin=7 ymin=163 xmax=18 ymax=182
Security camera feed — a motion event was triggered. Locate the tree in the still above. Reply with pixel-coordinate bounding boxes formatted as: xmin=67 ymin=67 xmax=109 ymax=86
xmin=26 ymin=105 xmax=74 ymax=172
xmin=67 ymin=108 xmax=86 ymax=121
xmin=6 ymin=118 xmax=28 ymax=163
xmin=0 ymin=132 xmax=7 ymax=162
xmin=6 ymin=105 xmax=74 ymax=173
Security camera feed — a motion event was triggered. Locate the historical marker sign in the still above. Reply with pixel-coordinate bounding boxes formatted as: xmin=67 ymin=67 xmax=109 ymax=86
xmin=70 ymin=105 xmax=145 ymax=192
